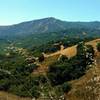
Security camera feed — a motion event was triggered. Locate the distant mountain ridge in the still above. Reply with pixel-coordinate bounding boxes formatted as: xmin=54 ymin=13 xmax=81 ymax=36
xmin=0 ymin=17 xmax=100 ymax=38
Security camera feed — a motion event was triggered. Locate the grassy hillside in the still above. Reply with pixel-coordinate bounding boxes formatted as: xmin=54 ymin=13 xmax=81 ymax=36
xmin=0 ymin=91 xmax=31 ymax=100
xmin=0 ymin=38 xmax=100 ymax=100
xmin=66 ymin=51 xmax=100 ymax=100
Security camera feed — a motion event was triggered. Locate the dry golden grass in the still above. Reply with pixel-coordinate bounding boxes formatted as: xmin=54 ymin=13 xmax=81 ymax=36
xmin=60 ymin=45 xmax=77 ymax=58
xmin=33 ymin=54 xmax=60 ymax=75
xmin=65 ymin=53 xmax=100 ymax=100
xmin=46 ymin=38 xmax=100 ymax=58
xmin=44 ymin=45 xmax=77 ymax=58
xmin=0 ymin=91 xmax=31 ymax=100
xmin=41 ymin=54 xmax=60 ymax=66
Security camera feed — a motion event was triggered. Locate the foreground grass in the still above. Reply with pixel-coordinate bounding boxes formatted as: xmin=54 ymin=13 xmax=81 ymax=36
xmin=65 ymin=53 xmax=100 ymax=100
xmin=0 ymin=91 xmax=31 ymax=100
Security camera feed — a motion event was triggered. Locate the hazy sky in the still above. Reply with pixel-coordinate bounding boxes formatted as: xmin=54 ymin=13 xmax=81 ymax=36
xmin=0 ymin=0 xmax=100 ymax=25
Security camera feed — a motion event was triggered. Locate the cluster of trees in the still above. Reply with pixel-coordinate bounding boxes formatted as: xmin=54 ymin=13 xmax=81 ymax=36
xmin=0 ymin=53 xmax=42 ymax=98
xmin=47 ymin=43 xmax=94 ymax=92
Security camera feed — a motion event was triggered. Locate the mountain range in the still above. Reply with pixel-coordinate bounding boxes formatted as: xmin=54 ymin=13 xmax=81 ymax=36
xmin=0 ymin=17 xmax=100 ymax=38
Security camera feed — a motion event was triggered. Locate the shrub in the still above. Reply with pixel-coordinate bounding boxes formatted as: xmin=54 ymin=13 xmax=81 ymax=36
xmin=58 ymin=55 xmax=68 ymax=62
xmin=97 ymin=42 xmax=100 ymax=52
xmin=38 ymin=54 xmax=44 ymax=62
xmin=62 ymin=82 xmax=71 ymax=93
xmin=0 ymin=79 xmax=10 ymax=90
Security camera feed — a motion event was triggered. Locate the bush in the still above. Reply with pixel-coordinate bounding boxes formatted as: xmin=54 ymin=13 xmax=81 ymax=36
xmin=58 ymin=55 xmax=68 ymax=62
xmin=0 ymin=79 xmax=10 ymax=90
xmin=9 ymin=85 xmax=32 ymax=97
xmin=38 ymin=54 xmax=45 ymax=62
xmin=62 ymin=82 xmax=71 ymax=93
xmin=97 ymin=42 xmax=100 ymax=52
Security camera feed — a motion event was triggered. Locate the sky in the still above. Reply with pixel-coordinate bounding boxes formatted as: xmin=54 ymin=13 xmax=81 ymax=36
xmin=0 ymin=0 xmax=100 ymax=25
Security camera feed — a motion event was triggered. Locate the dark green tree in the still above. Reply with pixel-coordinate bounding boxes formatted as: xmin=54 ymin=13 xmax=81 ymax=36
xmin=97 ymin=42 xmax=100 ymax=52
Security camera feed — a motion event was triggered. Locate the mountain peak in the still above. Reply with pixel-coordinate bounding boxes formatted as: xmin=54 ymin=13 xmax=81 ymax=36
xmin=45 ymin=17 xmax=59 ymax=20
xmin=32 ymin=17 xmax=59 ymax=22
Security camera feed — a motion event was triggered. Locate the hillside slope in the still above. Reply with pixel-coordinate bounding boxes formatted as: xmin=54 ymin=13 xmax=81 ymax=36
xmin=66 ymin=50 xmax=100 ymax=100
xmin=42 ymin=38 xmax=100 ymax=100
xmin=32 ymin=38 xmax=100 ymax=76
xmin=0 ymin=91 xmax=31 ymax=100
xmin=0 ymin=38 xmax=100 ymax=100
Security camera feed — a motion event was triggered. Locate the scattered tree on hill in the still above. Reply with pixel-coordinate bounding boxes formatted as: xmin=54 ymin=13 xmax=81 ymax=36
xmin=62 ymin=82 xmax=71 ymax=93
